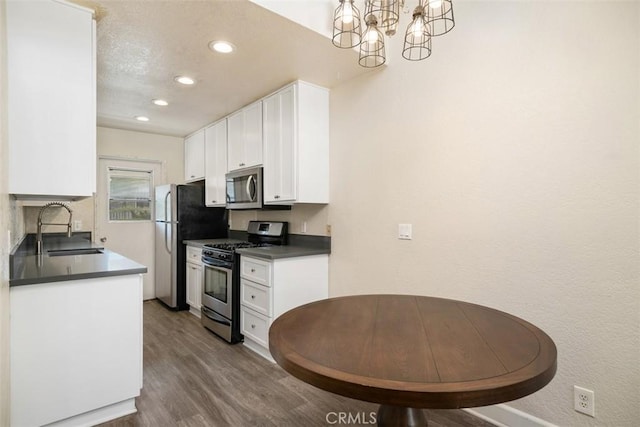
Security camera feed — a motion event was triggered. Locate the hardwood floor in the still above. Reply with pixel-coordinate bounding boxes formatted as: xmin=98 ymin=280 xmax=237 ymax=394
xmin=99 ymin=300 xmax=494 ymax=427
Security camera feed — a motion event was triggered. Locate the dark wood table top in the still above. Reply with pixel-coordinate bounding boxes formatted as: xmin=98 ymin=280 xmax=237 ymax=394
xmin=269 ymin=294 xmax=557 ymax=409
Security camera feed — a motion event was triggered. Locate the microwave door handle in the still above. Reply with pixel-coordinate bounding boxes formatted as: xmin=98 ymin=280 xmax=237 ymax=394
xmin=246 ymin=175 xmax=256 ymax=201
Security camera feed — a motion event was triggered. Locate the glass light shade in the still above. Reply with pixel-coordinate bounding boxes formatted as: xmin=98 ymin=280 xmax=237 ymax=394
xmin=425 ymin=0 xmax=455 ymax=36
xmin=359 ymin=16 xmax=386 ymax=68
xmin=402 ymin=7 xmax=432 ymax=61
xmin=332 ymin=0 xmax=362 ymax=48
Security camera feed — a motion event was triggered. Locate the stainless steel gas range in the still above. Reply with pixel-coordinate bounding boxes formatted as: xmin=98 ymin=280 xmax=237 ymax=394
xmin=200 ymin=221 xmax=288 ymax=343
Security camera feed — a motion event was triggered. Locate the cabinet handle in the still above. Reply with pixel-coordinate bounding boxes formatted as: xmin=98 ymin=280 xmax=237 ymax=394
xmin=251 ymin=295 xmax=255 ymax=299
xmin=190 ymin=175 xmax=195 ymax=178
xmin=251 ymin=268 xmax=255 ymax=273
xmin=212 ymin=200 xmax=216 ymax=203
xmin=239 ymin=162 xmax=245 ymax=167
xmin=251 ymin=324 xmax=256 ymax=329
xmin=274 ymin=195 xmax=280 ymax=199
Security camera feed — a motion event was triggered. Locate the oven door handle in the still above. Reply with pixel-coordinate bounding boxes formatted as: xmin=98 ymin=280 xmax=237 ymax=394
xmin=202 ymin=258 xmax=233 ymax=271
xmin=202 ymin=306 xmax=231 ymax=326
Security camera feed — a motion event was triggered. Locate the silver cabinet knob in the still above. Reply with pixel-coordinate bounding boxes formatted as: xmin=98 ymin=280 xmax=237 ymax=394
xmin=100 ymin=237 xmax=107 ymax=243
xmin=251 ymin=295 xmax=255 ymax=299
xmin=251 ymin=324 xmax=256 ymax=329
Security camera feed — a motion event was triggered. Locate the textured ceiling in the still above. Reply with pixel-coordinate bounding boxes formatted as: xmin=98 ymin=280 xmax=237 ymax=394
xmin=73 ymin=0 xmax=370 ymax=137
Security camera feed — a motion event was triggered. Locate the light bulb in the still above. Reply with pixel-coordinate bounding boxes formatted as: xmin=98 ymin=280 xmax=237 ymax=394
xmin=367 ymin=29 xmax=378 ymax=43
xmin=411 ymin=18 xmax=425 ymax=37
xmin=367 ymin=27 xmax=379 ymax=43
xmin=429 ymin=0 xmax=443 ymax=9
xmin=342 ymin=2 xmax=354 ymax=24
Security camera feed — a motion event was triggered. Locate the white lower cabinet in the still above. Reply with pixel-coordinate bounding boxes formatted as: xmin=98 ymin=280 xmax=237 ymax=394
xmin=186 ymin=246 xmax=203 ymax=317
xmin=239 ymin=254 xmax=328 ymax=361
xmin=10 ymin=275 xmax=143 ymax=427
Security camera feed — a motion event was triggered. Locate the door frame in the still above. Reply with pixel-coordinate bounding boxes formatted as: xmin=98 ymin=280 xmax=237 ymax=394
xmin=95 ymin=155 xmax=167 ymax=299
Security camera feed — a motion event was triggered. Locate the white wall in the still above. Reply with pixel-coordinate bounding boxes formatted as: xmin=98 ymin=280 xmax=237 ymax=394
xmin=0 ymin=0 xmax=10 ymax=422
xmin=328 ymin=2 xmax=638 ymax=426
xmin=97 ymin=126 xmax=184 ymax=184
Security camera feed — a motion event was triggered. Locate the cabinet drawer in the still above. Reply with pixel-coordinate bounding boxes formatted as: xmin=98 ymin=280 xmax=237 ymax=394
xmin=241 ymin=279 xmax=271 ymax=316
xmin=240 ymin=256 xmax=271 ymax=287
xmin=241 ymin=306 xmax=270 ymax=348
xmin=186 ymin=246 xmax=202 ymax=264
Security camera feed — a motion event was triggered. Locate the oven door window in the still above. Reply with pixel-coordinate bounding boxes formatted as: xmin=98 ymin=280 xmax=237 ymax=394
xmin=204 ymin=265 xmax=229 ymax=303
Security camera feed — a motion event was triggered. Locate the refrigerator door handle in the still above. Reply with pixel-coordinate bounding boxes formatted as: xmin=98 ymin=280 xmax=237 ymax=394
xmin=164 ymin=223 xmax=171 ymax=254
xmin=164 ymin=190 xmax=170 ymax=222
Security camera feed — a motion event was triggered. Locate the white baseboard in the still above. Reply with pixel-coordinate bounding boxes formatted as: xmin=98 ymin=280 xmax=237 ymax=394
xmin=465 ymin=404 xmax=557 ymax=427
xmin=243 ymin=339 xmax=276 ymax=363
xmin=43 ymin=398 xmax=137 ymax=427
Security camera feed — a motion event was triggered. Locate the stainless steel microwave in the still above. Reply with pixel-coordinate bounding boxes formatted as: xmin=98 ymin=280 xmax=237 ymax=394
xmin=225 ymin=167 xmax=262 ymax=210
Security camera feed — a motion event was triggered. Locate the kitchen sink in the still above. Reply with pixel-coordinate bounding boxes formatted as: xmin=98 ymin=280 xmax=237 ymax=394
xmin=47 ymin=248 xmax=104 ymax=256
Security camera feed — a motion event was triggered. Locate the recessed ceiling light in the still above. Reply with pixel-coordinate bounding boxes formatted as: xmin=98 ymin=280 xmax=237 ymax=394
xmin=135 ymin=116 xmax=150 ymax=122
xmin=209 ymin=40 xmax=235 ymax=54
xmin=152 ymin=99 xmax=169 ymax=106
xmin=174 ymin=76 xmax=195 ymax=85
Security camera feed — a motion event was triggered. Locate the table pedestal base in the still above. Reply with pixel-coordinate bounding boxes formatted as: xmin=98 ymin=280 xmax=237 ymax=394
xmin=376 ymin=405 xmax=427 ymax=427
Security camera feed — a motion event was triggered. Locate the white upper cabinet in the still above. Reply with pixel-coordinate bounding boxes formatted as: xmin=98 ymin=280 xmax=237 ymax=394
xmin=227 ymin=101 xmax=263 ymax=172
xmin=204 ymin=119 xmax=228 ymax=207
xmin=263 ymin=81 xmax=329 ymax=205
xmin=184 ymin=129 xmax=205 ymax=182
xmin=7 ymin=0 xmax=96 ymax=199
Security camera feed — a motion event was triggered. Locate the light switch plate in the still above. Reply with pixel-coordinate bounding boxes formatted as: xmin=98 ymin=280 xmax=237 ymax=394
xmin=398 ymin=224 xmax=412 ymax=240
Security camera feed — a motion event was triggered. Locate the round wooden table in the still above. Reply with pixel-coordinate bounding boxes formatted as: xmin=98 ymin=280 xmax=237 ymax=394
xmin=269 ymin=295 xmax=557 ymax=427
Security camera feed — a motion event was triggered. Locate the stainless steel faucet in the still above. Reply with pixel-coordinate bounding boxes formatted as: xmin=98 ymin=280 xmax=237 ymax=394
xmin=36 ymin=202 xmax=73 ymax=255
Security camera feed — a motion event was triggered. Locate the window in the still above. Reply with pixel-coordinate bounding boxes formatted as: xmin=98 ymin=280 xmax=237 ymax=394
xmin=108 ymin=168 xmax=153 ymax=221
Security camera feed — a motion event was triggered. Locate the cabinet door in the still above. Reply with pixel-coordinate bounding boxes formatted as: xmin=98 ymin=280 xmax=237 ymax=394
xmin=184 ymin=130 xmax=205 ymax=182
xmin=205 ymin=120 xmax=228 ymax=207
xmin=227 ymin=102 xmax=263 ymax=171
xmin=227 ymin=110 xmax=245 ymax=171
xmin=7 ymin=0 xmax=96 ymax=197
xmin=186 ymin=262 xmax=202 ymax=309
xmin=263 ymin=85 xmax=297 ymax=204
xmin=262 ymin=94 xmax=281 ymax=203
xmin=243 ymin=101 xmax=263 ymax=168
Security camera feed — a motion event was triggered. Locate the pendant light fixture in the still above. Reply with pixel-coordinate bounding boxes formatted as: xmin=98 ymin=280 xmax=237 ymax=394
xmin=332 ymin=0 xmax=362 ymax=48
xmin=332 ymin=0 xmax=455 ymax=67
xmin=402 ymin=2 xmax=431 ymax=61
xmin=359 ymin=13 xmax=386 ymax=68
xmin=425 ymin=0 xmax=455 ymax=36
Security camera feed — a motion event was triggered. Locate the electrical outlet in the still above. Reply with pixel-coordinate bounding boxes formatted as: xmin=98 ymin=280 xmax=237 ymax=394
xmin=326 ymin=224 xmax=332 ymax=236
xmin=398 ymin=223 xmax=412 ymax=240
xmin=301 ymin=221 xmax=307 ymax=233
xmin=574 ymin=386 xmax=595 ymax=417
xmin=74 ymin=220 xmax=82 ymax=231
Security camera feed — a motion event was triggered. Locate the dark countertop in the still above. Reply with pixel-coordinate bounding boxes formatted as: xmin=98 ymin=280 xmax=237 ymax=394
xmin=183 ymin=238 xmax=246 ymax=248
xmin=10 ymin=234 xmax=147 ymax=287
xmin=235 ymin=245 xmax=330 ymax=260
xmin=184 ymin=234 xmax=331 ymax=260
